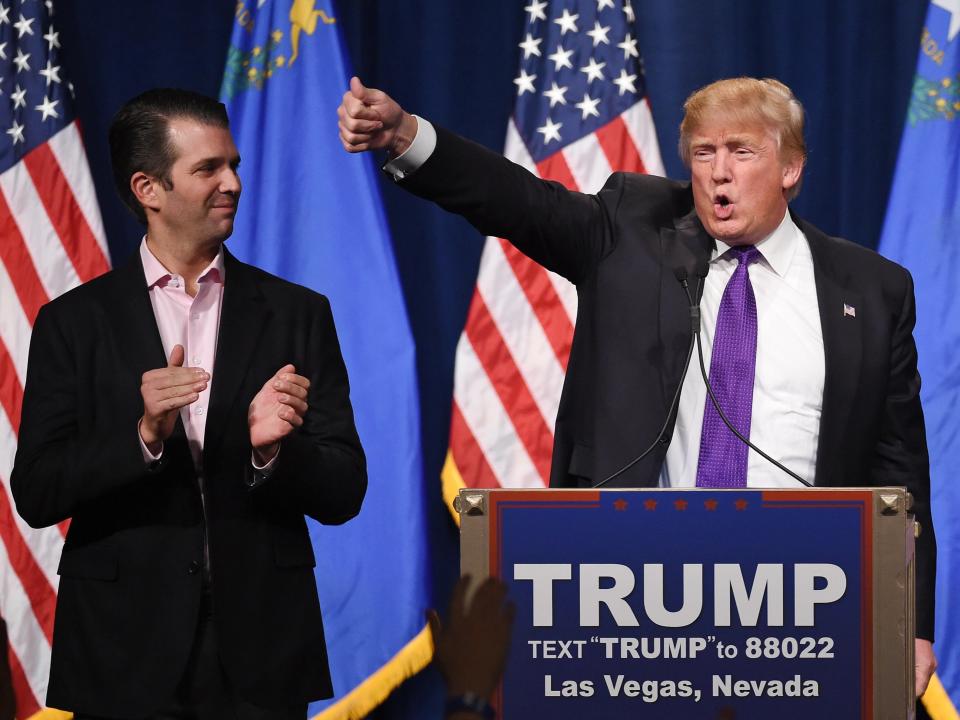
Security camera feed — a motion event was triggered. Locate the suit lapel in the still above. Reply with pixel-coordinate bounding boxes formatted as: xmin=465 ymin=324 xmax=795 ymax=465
xmin=203 ymin=250 xmax=272 ymax=467
xmin=801 ymin=219 xmax=862 ymax=485
xmin=658 ymin=209 xmax=713 ymax=398
xmin=105 ymin=252 xmax=169 ymax=377
xmin=104 ymin=252 xmax=192 ymax=446
xmin=667 ymin=209 xmax=714 ymax=287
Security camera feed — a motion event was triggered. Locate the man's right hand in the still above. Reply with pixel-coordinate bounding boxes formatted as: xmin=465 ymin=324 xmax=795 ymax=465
xmin=338 ymin=76 xmax=418 ymax=156
xmin=139 ymin=344 xmax=208 ymax=453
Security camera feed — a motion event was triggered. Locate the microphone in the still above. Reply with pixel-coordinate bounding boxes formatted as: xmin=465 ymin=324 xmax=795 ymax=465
xmin=593 ymin=267 xmax=702 ymax=488
xmin=678 ymin=266 xmax=813 ymax=488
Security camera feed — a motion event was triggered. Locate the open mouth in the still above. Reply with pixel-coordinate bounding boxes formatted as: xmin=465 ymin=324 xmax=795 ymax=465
xmin=713 ymin=193 xmax=734 ymax=219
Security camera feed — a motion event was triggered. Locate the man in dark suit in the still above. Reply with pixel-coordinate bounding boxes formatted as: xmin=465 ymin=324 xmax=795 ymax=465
xmin=337 ymin=76 xmax=937 ymax=696
xmin=12 ymin=89 xmax=367 ymax=719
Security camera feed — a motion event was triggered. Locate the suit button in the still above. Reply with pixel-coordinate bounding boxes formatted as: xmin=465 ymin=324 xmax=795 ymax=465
xmin=245 ymin=474 xmax=257 ymax=488
xmin=188 ymin=561 xmax=201 ymax=575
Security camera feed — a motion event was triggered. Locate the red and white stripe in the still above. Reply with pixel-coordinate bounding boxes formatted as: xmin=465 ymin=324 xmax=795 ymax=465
xmin=443 ymin=99 xmax=663 ymax=497
xmin=0 ymin=119 xmax=109 ymax=717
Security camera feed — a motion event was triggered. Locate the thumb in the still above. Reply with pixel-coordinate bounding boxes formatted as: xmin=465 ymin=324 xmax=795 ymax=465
xmin=168 ymin=344 xmax=185 ymax=367
xmin=350 ymin=76 xmax=367 ymax=101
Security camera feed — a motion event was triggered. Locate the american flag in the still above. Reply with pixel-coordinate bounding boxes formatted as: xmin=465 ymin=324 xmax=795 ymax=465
xmin=0 ymin=0 xmax=109 ymax=715
xmin=440 ymin=0 xmax=663 ymax=507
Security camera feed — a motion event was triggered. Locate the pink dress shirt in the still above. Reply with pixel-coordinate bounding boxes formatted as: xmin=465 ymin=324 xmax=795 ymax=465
xmin=137 ymin=239 xmax=276 ymax=472
xmin=138 ymin=238 xmax=224 ymax=467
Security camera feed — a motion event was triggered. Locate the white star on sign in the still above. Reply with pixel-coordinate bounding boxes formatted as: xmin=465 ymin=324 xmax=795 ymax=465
xmin=35 ymin=94 xmax=60 ymax=121
xmin=6 ymin=120 xmax=24 ymax=145
xmin=548 ymin=44 xmax=574 ymax=71
xmin=623 ymin=2 xmax=635 ymax=23
xmin=586 ymin=20 xmax=611 ymax=46
xmin=596 ymin=0 xmax=615 ymax=10
xmin=519 ymin=33 xmax=542 ymax=59
xmin=617 ymin=33 xmax=639 ymax=59
xmin=580 ymin=57 xmax=606 ymax=83
xmin=13 ymin=48 xmax=30 ymax=73
xmin=13 ymin=13 xmax=34 ymax=37
xmin=0 ymin=4 xmax=10 ymax=25
xmin=613 ymin=68 xmax=638 ymax=95
xmin=554 ymin=8 xmax=579 ymax=35
xmin=0 ymin=41 xmax=5 ymax=60
xmin=524 ymin=0 xmax=547 ymax=22
xmin=44 ymin=27 xmax=60 ymax=51
xmin=575 ymin=93 xmax=601 ymax=120
xmin=39 ymin=60 xmax=61 ymax=86
xmin=513 ymin=68 xmax=537 ymax=95
xmin=543 ymin=81 xmax=568 ymax=108
xmin=46 ymin=0 xmax=54 ymax=13
xmin=933 ymin=0 xmax=960 ymax=41
xmin=11 ymin=84 xmax=26 ymax=109
xmin=537 ymin=116 xmax=563 ymax=144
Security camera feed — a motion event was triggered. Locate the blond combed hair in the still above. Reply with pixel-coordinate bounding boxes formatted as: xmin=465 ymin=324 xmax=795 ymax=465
xmin=679 ymin=77 xmax=807 ymax=200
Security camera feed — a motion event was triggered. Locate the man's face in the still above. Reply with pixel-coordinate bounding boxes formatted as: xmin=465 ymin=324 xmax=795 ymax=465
xmin=688 ymin=120 xmax=802 ymax=246
xmin=151 ymin=118 xmax=241 ymax=245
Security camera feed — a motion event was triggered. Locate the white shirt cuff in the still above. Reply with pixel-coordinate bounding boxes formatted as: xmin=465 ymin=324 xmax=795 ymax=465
xmin=382 ymin=115 xmax=436 ymax=181
xmin=252 ymin=446 xmax=280 ymax=476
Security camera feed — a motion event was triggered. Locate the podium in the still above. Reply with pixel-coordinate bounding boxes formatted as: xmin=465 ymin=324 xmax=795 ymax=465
xmin=456 ymin=487 xmax=916 ymax=720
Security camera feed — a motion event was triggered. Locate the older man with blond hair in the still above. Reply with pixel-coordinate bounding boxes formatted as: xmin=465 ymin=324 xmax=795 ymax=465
xmin=338 ymin=75 xmax=937 ymax=698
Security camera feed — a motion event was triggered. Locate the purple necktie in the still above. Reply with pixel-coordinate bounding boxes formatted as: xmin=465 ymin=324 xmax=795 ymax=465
xmin=696 ymin=245 xmax=762 ymax=488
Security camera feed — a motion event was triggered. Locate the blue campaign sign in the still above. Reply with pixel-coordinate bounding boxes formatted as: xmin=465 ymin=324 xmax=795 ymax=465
xmin=488 ymin=489 xmax=873 ymax=719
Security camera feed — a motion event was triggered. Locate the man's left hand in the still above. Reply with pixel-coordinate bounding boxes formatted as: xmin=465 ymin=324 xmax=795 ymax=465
xmin=916 ymin=638 xmax=937 ymax=698
xmin=249 ymin=364 xmax=310 ymax=464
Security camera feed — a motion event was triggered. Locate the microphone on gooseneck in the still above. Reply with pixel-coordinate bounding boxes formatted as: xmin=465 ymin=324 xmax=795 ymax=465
xmin=593 ymin=266 xmax=703 ymax=488
xmin=677 ymin=263 xmax=813 ymax=488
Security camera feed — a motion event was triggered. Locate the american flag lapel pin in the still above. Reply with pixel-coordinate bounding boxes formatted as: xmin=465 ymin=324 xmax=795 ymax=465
xmin=843 ymin=303 xmax=857 ymax=318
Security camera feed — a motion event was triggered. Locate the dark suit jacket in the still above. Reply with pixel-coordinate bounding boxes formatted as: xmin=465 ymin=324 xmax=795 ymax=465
xmin=11 ymin=249 xmax=367 ymax=716
xmin=401 ymin=126 xmax=935 ymax=639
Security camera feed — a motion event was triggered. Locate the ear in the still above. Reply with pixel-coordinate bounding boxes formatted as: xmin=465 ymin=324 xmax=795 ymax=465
xmin=781 ymin=155 xmax=804 ymax=192
xmin=130 ymin=171 xmax=163 ymax=213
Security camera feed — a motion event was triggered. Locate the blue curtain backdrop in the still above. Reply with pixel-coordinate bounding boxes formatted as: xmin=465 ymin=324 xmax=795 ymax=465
xmin=52 ymin=1 xmax=937 ymax=717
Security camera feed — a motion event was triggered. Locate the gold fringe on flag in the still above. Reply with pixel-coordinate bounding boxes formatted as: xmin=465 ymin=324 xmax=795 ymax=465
xmin=440 ymin=450 xmax=466 ymax=527
xmin=923 ymin=672 xmax=960 ymax=720
xmin=311 ymin=624 xmax=434 ymax=720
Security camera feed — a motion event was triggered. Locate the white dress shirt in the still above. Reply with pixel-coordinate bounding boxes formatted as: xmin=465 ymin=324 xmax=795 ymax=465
xmin=661 ymin=211 xmax=824 ymax=488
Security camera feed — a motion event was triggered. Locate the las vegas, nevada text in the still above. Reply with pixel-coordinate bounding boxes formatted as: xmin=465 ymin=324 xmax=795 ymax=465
xmin=514 ymin=561 xmax=847 ymax=702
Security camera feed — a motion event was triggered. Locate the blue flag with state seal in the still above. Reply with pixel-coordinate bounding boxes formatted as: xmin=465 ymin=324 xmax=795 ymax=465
xmin=220 ymin=2 xmax=430 ymax=717
xmin=878 ymin=2 xmax=960 ymax=717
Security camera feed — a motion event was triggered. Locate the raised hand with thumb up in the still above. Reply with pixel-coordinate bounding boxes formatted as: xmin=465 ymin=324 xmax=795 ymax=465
xmin=337 ymin=76 xmax=418 ymax=156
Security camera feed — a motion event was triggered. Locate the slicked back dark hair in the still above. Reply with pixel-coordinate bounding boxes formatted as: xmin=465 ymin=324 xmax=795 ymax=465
xmin=108 ymin=88 xmax=230 ymax=225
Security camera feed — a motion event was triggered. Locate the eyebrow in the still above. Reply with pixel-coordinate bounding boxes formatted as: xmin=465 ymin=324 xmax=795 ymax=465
xmin=723 ymin=135 xmax=762 ymax=148
xmin=692 ymin=135 xmax=761 ymax=149
xmin=191 ymin=155 xmax=242 ymax=168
